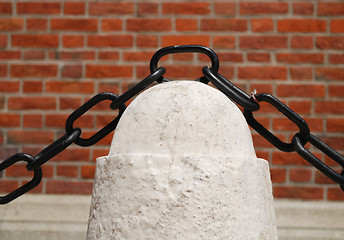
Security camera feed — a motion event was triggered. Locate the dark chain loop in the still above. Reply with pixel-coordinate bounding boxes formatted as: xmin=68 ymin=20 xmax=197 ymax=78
xmin=110 ymin=67 xmax=165 ymax=110
xmin=292 ymin=134 xmax=344 ymax=191
xmin=1 ymin=44 xmax=344 ymax=204
xmin=202 ymin=66 xmax=260 ymax=111
xmin=66 ymin=92 xmax=126 ymax=147
xmin=0 ymin=153 xmax=42 ymax=204
xmin=26 ymin=128 xmax=82 ymax=171
xmin=244 ymin=93 xmax=310 ymax=152
xmin=150 ymin=45 xmax=219 ymax=83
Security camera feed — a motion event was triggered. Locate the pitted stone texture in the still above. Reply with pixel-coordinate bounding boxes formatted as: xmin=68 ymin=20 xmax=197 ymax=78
xmin=87 ymin=81 xmax=277 ymax=240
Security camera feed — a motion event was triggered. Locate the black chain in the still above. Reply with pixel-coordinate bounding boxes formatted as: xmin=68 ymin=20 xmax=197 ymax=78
xmin=1 ymin=45 xmax=343 ymax=204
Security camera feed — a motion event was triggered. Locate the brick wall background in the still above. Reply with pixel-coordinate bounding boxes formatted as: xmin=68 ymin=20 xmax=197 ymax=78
xmin=0 ymin=0 xmax=344 ymax=201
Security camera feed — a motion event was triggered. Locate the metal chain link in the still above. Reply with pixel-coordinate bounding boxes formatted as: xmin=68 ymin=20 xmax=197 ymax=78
xmin=1 ymin=45 xmax=343 ymax=204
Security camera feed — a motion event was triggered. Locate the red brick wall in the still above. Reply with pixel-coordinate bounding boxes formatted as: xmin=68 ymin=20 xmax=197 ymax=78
xmin=1 ymin=1 xmax=344 ymax=201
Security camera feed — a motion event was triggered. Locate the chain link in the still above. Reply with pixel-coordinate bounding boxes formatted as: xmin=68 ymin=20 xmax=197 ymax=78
xmin=1 ymin=45 xmax=343 ymax=204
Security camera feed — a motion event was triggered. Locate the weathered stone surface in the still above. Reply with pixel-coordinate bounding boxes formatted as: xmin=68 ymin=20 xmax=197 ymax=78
xmin=87 ymin=81 xmax=277 ymax=239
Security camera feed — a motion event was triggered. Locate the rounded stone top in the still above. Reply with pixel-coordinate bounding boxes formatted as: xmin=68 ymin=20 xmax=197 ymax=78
xmin=109 ymin=81 xmax=256 ymax=158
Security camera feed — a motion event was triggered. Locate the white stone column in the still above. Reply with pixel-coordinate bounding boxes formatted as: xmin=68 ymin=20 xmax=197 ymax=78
xmin=87 ymin=81 xmax=278 ymax=239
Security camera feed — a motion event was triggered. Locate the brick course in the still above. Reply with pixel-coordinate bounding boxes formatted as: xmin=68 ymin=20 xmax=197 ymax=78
xmin=0 ymin=0 xmax=344 ymax=201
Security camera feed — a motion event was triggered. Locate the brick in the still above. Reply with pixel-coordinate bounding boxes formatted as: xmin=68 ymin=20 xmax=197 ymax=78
xmin=8 ymin=130 xmax=54 ymax=144
xmin=176 ymin=19 xmax=198 ymax=32
xmin=162 ymin=35 xmax=209 ymax=47
xmin=214 ymin=2 xmax=236 ymax=15
xmin=158 ymin=65 xmax=204 ymax=80
xmin=162 ymin=3 xmax=210 ymax=15
xmin=12 ymin=34 xmax=58 ymax=48
xmin=316 ymin=68 xmax=344 ymax=81
xmin=46 ymin=81 xmax=94 ymax=94
xmin=272 ymin=152 xmax=311 ymax=165
xmin=290 ymin=67 xmax=312 ymax=80
xmin=250 ymin=84 xmax=273 ymax=94
xmin=59 ymin=97 xmax=81 ymax=110
xmin=23 ymin=51 xmax=45 ymax=60
xmin=291 ymin=36 xmax=313 ymax=49
xmin=217 ymin=52 xmax=243 ymax=63
xmin=0 ymin=81 xmax=19 ymax=92
xmin=212 ymin=36 xmax=235 ymax=49
xmin=46 ymin=180 xmax=92 ymax=194
xmin=81 ymin=165 xmax=96 ymax=179
xmin=123 ymin=51 xmax=155 ymax=62
xmin=315 ymin=101 xmax=344 ymax=114
xmin=290 ymin=168 xmax=312 ymax=182
xmin=11 ymin=64 xmax=57 ymax=77
xmin=315 ymin=171 xmax=335 ymax=184
xmin=331 ymin=20 xmax=344 ymax=33
xmin=0 ymin=180 xmax=18 ymax=193
xmin=240 ymin=2 xmax=288 ymax=14
xmin=6 ymin=163 xmax=32 ymax=177
xmin=64 ymin=2 xmax=85 ymax=15
xmin=201 ymin=19 xmax=247 ymax=31
xmin=23 ymin=114 xmax=42 ymax=128
xmin=251 ymin=18 xmax=273 ymax=32
xmin=0 ymin=64 xmax=6 ymax=77
xmin=17 ymin=2 xmax=60 ymax=14
xmin=329 ymin=54 xmax=344 ymax=64
xmin=240 ymin=36 xmax=287 ymax=49
xmin=50 ymin=148 xmax=90 ymax=162
xmin=277 ymin=84 xmax=325 ymax=98
xmin=96 ymin=115 xmax=114 ymax=128
xmin=127 ymin=18 xmax=171 ymax=32
xmin=62 ymin=65 xmax=82 ymax=78
xmin=273 ymin=117 xmax=323 ymax=132
xmin=51 ymin=19 xmax=98 ymax=31
xmin=247 ymin=53 xmax=270 ymax=62
xmin=329 ymin=85 xmax=344 ymax=97
xmin=238 ymin=66 xmax=286 ymax=80
xmin=27 ymin=18 xmax=47 ymax=31
xmin=277 ymin=53 xmax=324 ymax=64
xmin=316 ymin=37 xmax=344 ymax=50
xmin=50 ymin=51 xmax=95 ymax=60
xmin=278 ymin=19 xmax=326 ymax=32
xmin=270 ymin=168 xmax=286 ymax=183
xmin=138 ymin=3 xmax=158 ymax=15
xmin=0 ymin=18 xmax=23 ymax=31
xmin=86 ymin=65 xmax=132 ymax=78
xmin=57 ymin=165 xmax=78 ymax=178
xmin=0 ymin=50 xmax=20 ymax=60
xmin=293 ymin=2 xmax=313 ymax=15
xmin=318 ymin=2 xmax=344 ymax=15
xmin=322 ymin=137 xmax=344 ymax=150
xmin=174 ymin=53 xmax=193 ymax=61
xmin=289 ymin=101 xmax=312 ymax=114
xmin=89 ymin=2 xmax=134 ymax=15
xmin=8 ymin=97 xmax=56 ymax=110
xmin=92 ymin=149 xmax=109 ymax=161
xmin=0 ymin=2 xmax=12 ymax=14
xmin=136 ymin=35 xmax=158 ymax=48
xmin=63 ymin=35 xmax=84 ymax=48
xmin=98 ymin=51 xmax=119 ymax=61
xmin=102 ymin=19 xmax=122 ymax=32
xmin=23 ymin=80 xmax=43 ymax=93
xmin=87 ymin=35 xmax=133 ymax=47
xmin=327 ymin=118 xmax=344 ymax=132
xmin=0 ymin=113 xmax=20 ymax=127
xmin=273 ymin=186 xmax=323 ymax=200
xmin=0 ymin=35 xmax=7 ymax=47
xmin=328 ymin=188 xmax=344 ymax=200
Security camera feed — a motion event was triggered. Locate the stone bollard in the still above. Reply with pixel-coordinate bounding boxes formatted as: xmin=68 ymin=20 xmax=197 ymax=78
xmin=87 ymin=81 xmax=278 ymax=239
